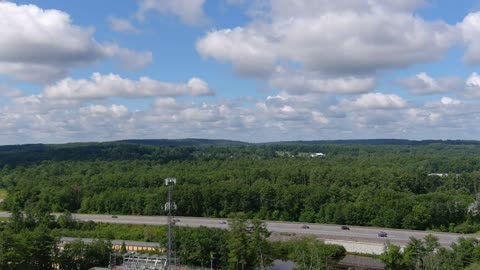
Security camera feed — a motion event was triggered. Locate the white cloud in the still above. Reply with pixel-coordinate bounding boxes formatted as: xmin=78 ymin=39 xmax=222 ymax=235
xmin=137 ymin=0 xmax=209 ymax=26
xmin=4 ymin=87 xmax=480 ymax=143
xmin=339 ymin=93 xmax=407 ymax=110
xmin=399 ymin=72 xmax=463 ymax=95
xmin=312 ymin=111 xmax=330 ymax=125
xmin=103 ymin=45 xmax=152 ymax=70
xmin=197 ymin=0 xmax=457 ymax=77
xmin=44 ymin=73 xmax=215 ymax=100
xmin=407 ymin=108 xmax=440 ymax=125
xmin=80 ymin=104 xmax=130 ymax=118
xmin=108 ymin=16 xmax=139 ymax=33
xmin=196 ymin=27 xmax=276 ymax=76
xmin=440 ymin=97 xmax=461 ymax=106
xmin=0 ymin=2 xmax=151 ymax=82
xmin=465 ymin=72 xmax=480 ymax=98
xmin=269 ymin=67 xmax=376 ymax=95
xmin=459 ymin=12 xmax=480 ymax=65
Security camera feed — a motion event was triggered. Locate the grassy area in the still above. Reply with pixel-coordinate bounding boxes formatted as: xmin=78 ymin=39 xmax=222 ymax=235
xmin=0 ymin=188 xmax=6 ymax=200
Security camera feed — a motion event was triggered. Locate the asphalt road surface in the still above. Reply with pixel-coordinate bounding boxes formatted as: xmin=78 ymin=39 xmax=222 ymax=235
xmin=0 ymin=211 xmax=472 ymax=247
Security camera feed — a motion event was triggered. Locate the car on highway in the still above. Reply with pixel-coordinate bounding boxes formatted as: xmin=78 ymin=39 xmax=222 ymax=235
xmin=111 ymin=215 xmax=118 ymax=218
xmin=218 ymin=220 xmax=227 ymax=224
xmin=378 ymin=231 xmax=388 ymax=237
xmin=301 ymin=225 xmax=310 ymax=229
xmin=341 ymin=225 xmax=350 ymax=230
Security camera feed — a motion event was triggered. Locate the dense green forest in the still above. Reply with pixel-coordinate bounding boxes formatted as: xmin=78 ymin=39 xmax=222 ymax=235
xmin=2 ymin=140 xmax=480 ymax=232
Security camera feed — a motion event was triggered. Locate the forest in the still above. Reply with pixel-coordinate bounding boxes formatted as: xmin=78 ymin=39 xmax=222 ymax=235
xmin=2 ymin=140 xmax=480 ymax=232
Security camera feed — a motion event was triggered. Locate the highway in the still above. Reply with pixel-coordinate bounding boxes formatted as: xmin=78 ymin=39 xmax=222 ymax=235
xmin=0 ymin=211 xmax=471 ymax=249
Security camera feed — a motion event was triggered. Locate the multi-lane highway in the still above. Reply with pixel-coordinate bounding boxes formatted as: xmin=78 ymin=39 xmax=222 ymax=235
xmin=0 ymin=211 xmax=471 ymax=249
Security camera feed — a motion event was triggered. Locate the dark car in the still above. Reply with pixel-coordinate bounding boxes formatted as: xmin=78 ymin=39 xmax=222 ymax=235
xmin=111 ymin=215 xmax=118 ymax=218
xmin=219 ymin=220 xmax=227 ymax=224
xmin=301 ymin=225 xmax=310 ymax=229
xmin=378 ymin=231 xmax=388 ymax=237
xmin=341 ymin=225 xmax=350 ymax=230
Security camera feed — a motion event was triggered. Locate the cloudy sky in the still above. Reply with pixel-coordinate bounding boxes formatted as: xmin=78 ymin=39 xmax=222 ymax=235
xmin=2 ymin=0 xmax=480 ymax=144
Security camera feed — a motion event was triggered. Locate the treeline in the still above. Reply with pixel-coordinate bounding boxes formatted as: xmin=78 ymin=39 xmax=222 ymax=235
xmin=0 ymin=208 xmax=112 ymax=270
xmin=382 ymin=235 xmax=480 ymax=269
xmin=0 ymin=209 xmax=345 ymax=270
xmin=2 ymin=143 xmax=480 ymax=231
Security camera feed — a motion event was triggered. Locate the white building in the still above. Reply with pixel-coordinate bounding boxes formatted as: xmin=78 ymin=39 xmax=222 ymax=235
xmin=310 ymin=153 xmax=326 ymax=158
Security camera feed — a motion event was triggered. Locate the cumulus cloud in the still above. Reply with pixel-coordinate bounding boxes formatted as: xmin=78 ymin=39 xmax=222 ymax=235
xmin=311 ymin=111 xmax=330 ymax=125
xmin=399 ymin=72 xmax=464 ymax=95
xmin=465 ymin=72 xmax=480 ymax=98
xmin=44 ymin=73 xmax=215 ymax=100
xmin=197 ymin=0 xmax=457 ymax=77
xmin=103 ymin=45 xmax=152 ymax=70
xmin=137 ymin=0 xmax=209 ymax=26
xmin=108 ymin=16 xmax=139 ymax=33
xmin=440 ymin=97 xmax=461 ymax=105
xmin=197 ymin=27 xmax=276 ymax=76
xmin=80 ymin=104 xmax=130 ymax=118
xmin=3 ymin=87 xmax=480 ymax=144
xmin=459 ymin=12 xmax=480 ymax=65
xmin=0 ymin=2 xmax=151 ymax=82
xmin=269 ymin=67 xmax=376 ymax=95
xmin=339 ymin=93 xmax=407 ymax=110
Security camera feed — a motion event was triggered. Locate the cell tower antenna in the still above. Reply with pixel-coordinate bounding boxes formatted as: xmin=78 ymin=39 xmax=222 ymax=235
xmin=164 ymin=177 xmax=177 ymax=270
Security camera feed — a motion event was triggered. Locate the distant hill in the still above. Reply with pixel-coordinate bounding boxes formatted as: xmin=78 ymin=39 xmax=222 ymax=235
xmin=268 ymin=139 xmax=480 ymax=146
xmin=116 ymin=138 xmax=248 ymax=147
xmin=118 ymin=138 xmax=480 ymax=147
xmin=1 ymin=139 xmax=480 ymax=151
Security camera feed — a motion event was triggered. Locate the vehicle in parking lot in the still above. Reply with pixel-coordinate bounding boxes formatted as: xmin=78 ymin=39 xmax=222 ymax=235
xmin=341 ymin=225 xmax=350 ymax=230
xmin=301 ymin=225 xmax=310 ymax=229
xmin=378 ymin=231 xmax=388 ymax=237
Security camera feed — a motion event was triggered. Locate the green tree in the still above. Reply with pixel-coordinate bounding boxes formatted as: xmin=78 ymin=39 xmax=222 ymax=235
xmin=120 ymin=241 xmax=127 ymax=254
xmin=248 ymin=218 xmax=272 ymax=269
xmin=227 ymin=214 xmax=249 ymax=270
xmin=381 ymin=242 xmax=403 ymax=269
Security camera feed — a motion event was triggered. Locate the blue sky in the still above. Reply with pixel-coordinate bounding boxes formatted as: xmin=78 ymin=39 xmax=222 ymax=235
xmin=2 ymin=0 xmax=480 ymax=144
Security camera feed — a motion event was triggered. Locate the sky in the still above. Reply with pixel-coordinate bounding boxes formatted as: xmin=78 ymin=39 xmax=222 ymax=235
xmin=2 ymin=0 xmax=480 ymax=144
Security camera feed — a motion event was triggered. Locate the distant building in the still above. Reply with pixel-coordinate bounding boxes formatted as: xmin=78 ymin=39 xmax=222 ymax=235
xmin=427 ymin=173 xmax=448 ymax=177
xmin=310 ymin=152 xmax=326 ymax=158
xmin=60 ymin=237 xmax=163 ymax=252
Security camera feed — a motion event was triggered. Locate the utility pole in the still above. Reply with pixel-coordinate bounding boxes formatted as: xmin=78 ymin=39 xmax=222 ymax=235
xmin=165 ymin=177 xmax=177 ymax=270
